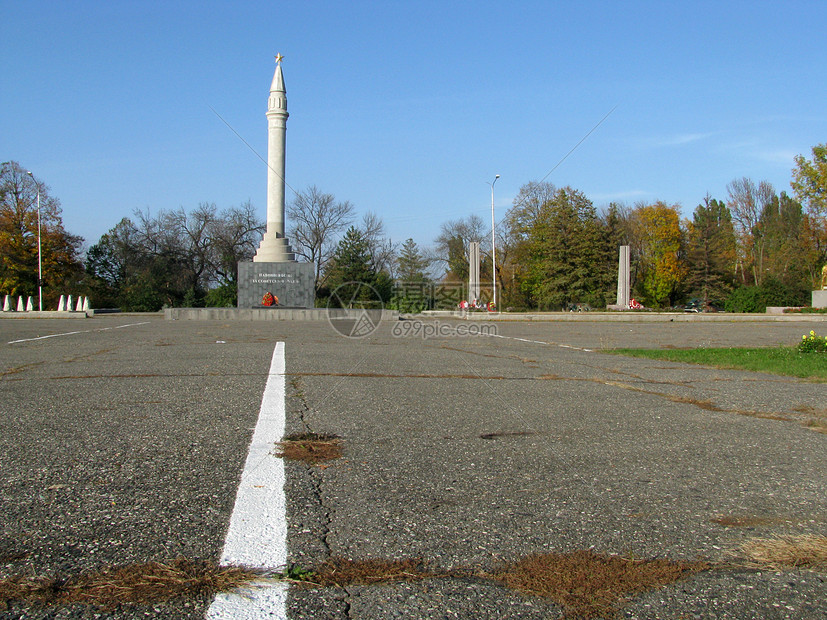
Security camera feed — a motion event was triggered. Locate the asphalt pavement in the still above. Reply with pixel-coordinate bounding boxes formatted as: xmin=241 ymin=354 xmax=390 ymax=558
xmin=1 ymin=315 xmax=825 ymax=619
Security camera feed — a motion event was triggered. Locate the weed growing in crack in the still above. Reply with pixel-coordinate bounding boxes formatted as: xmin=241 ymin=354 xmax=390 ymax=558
xmin=0 ymin=558 xmax=260 ymax=610
xmin=276 ymin=433 xmax=342 ymax=465
xmin=292 ymin=558 xmax=434 ymax=589
xmin=490 ymin=550 xmax=707 ymax=620
xmin=276 ymin=564 xmax=317 ymax=583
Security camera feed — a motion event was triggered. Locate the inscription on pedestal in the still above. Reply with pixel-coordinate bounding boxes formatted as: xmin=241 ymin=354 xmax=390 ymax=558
xmin=238 ymin=261 xmax=315 ymax=309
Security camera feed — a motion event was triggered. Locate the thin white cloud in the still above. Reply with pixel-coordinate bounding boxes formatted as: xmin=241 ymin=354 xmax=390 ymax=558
xmin=754 ymin=148 xmax=798 ymax=165
xmin=719 ymin=138 xmax=798 ymax=166
xmin=641 ymin=131 xmax=719 ymax=149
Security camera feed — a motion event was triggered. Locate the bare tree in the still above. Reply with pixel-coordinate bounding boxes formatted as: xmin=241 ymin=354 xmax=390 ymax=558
xmin=359 ymin=211 xmax=397 ymax=276
xmin=726 ymin=177 xmax=775 ymax=285
xmin=104 ymin=201 xmax=264 ymax=302
xmin=506 ymin=180 xmax=558 ymax=237
xmin=287 ymin=185 xmax=354 ymax=288
xmin=206 ymin=200 xmax=263 ymax=284
xmin=435 ymin=214 xmax=487 ymax=261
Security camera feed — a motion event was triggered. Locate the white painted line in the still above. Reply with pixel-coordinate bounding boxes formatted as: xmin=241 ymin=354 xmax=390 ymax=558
xmin=484 ymin=332 xmax=593 ymax=351
xmin=207 ymin=580 xmax=288 ymax=619
xmin=7 ymin=330 xmax=85 ymax=344
xmin=6 ymin=322 xmax=151 ymax=344
xmin=206 ymin=341 xmax=288 ymax=619
xmin=109 ymin=321 xmax=152 ymax=330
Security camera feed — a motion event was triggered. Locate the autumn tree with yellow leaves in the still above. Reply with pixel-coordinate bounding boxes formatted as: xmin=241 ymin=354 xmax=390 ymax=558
xmin=630 ymin=201 xmax=688 ymax=307
xmin=0 ymin=161 xmax=83 ymax=305
xmin=791 ymin=143 xmax=827 ymax=288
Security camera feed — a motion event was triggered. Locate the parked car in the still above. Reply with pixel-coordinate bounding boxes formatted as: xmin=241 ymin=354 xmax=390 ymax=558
xmin=684 ymin=298 xmax=722 ymax=313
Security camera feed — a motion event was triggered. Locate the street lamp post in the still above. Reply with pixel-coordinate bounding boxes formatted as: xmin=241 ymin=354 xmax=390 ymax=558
xmin=488 ymin=174 xmax=500 ymax=310
xmin=26 ymin=171 xmax=43 ymax=311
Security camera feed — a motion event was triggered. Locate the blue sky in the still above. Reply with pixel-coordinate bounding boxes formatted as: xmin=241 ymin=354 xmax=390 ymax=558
xmin=3 ymin=0 xmax=826 ymax=251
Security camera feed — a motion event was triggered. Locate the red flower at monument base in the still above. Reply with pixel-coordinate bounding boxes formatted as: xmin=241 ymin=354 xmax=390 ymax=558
xmin=262 ymin=292 xmax=279 ymax=307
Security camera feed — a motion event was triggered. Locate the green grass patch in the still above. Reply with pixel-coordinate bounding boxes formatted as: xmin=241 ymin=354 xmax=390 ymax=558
xmin=610 ymin=346 xmax=826 ymax=381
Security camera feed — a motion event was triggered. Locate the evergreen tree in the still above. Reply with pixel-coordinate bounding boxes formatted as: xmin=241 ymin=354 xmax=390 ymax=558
xmin=393 ymin=238 xmax=431 ymax=312
xmin=512 ymin=186 xmax=608 ymax=309
xmin=396 ymin=238 xmax=429 ymax=283
xmin=324 ymin=226 xmax=383 ymax=307
xmin=686 ymin=196 xmax=736 ymax=305
xmin=758 ymin=192 xmax=807 ymax=289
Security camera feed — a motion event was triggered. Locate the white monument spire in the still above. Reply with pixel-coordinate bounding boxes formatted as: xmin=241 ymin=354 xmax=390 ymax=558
xmin=254 ymin=53 xmax=295 ymax=262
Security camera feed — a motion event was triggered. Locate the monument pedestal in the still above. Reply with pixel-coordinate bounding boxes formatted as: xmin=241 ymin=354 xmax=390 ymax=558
xmin=813 ymin=290 xmax=827 ymax=309
xmin=238 ymin=261 xmax=315 ymax=309
xmin=253 ymin=232 xmax=296 ymax=262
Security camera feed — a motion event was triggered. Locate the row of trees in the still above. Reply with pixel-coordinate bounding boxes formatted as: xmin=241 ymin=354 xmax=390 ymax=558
xmin=3 ymin=143 xmax=825 ymax=312
xmin=1 ymin=160 xmax=421 ymax=311
xmin=82 ymin=185 xmax=410 ymax=310
xmin=434 ymin=144 xmax=826 ymax=311
xmin=84 ymin=202 xmax=264 ymax=310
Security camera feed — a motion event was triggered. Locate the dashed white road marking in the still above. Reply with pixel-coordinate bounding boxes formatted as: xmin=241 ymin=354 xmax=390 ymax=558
xmin=6 ymin=321 xmax=151 ymax=344
xmin=485 ymin=332 xmax=593 ymax=351
xmin=206 ymin=341 xmax=288 ymax=619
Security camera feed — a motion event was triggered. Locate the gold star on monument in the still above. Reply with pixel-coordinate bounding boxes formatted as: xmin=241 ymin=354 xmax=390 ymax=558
xmin=275 ymin=53 xmax=284 ymax=65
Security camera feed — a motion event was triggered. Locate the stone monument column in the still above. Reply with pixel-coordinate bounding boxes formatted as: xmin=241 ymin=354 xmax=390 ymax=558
xmin=237 ymin=55 xmax=315 ymax=309
xmin=468 ymin=242 xmax=481 ymax=302
xmin=616 ymin=245 xmax=630 ymax=308
xmin=254 ymin=53 xmax=295 ymax=262
xmin=812 ymin=264 xmax=827 ymax=308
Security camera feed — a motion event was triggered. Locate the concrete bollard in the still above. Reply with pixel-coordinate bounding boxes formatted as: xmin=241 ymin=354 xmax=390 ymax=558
xmin=66 ymin=295 xmax=73 ymax=312
xmin=83 ymin=297 xmax=90 ymax=312
xmin=58 ymin=295 xmax=65 ymax=311
xmin=76 ymin=297 xmax=84 ymax=312
xmin=2 ymin=295 xmax=9 ymax=312
xmin=17 ymin=296 xmax=25 ymax=312
xmin=26 ymin=297 xmax=33 ymax=312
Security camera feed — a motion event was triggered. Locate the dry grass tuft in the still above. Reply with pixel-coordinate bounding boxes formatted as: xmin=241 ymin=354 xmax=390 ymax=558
xmin=491 ymin=550 xmax=707 ymax=619
xmin=791 ymin=406 xmax=827 ymax=433
xmin=804 ymin=419 xmax=827 ymax=434
xmin=276 ymin=433 xmax=342 ymax=465
xmin=792 ymin=405 xmax=827 ymax=417
xmin=668 ymin=396 xmax=724 ymax=411
xmin=298 ymin=558 xmax=434 ymax=588
xmin=739 ymin=535 xmax=827 ymax=570
xmin=0 ymin=362 xmax=44 ymax=378
xmin=0 ymin=558 xmax=259 ymax=609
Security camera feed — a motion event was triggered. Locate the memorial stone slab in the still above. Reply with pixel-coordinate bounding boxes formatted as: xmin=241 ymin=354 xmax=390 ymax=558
xmin=237 ymin=261 xmax=315 ymax=309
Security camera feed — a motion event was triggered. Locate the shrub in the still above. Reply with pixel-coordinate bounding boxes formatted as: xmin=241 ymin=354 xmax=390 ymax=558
xmin=725 ymin=286 xmax=765 ymax=312
xmin=725 ymin=278 xmax=809 ymax=313
xmin=204 ymin=283 xmax=237 ymax=307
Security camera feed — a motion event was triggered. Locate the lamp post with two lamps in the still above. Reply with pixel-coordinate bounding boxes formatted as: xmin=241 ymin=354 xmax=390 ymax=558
xmin=487 ymin=174 xmax=500 ymax=310
xmin=26 ymin=171 xmax=43 ymax=312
